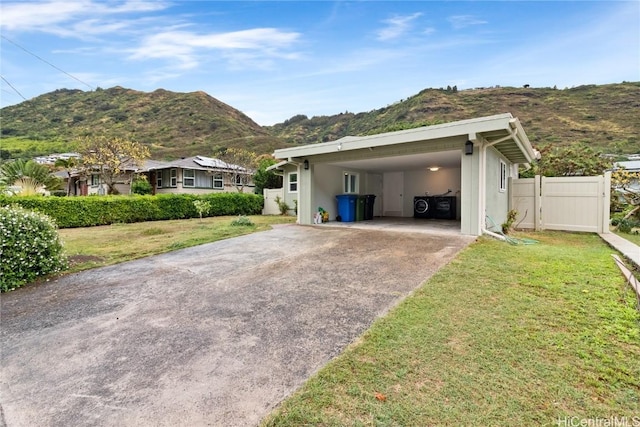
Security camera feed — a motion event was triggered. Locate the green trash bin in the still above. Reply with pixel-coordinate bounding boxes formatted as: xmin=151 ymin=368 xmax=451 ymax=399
xmin=356 ymin=195 xmax=365 ymax=221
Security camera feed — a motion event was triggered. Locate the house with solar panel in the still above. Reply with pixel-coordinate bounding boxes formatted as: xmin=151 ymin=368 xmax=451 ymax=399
xmin=143 ymin=156 xmax=255 ymax=195
xmin=56 ymin=155 xmax=255 ymax=196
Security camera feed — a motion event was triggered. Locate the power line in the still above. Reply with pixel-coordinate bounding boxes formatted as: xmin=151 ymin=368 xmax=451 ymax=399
xmin=1 ymin=35 xmax=95 ymax=91
xmin=0 ymin=75 xmax=27 ymax=101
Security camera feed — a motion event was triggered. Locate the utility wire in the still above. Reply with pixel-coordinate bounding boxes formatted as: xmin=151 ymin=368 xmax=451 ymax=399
xmin=1 ymin=35 xmax=95 ymax=91
xmin=1 ymin=75 xmax=27 ymax=102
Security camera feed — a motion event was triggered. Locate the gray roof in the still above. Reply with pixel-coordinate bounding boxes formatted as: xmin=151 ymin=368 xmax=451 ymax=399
xmin=144 ymin=156 xmax=250 ymax=173
xmin=615 ymin=160 xmax=640 ymax=172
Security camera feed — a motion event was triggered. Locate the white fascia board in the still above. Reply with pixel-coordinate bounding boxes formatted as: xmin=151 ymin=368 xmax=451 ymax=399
xmin=266 ymin=160 xmax=291 ymax=172
xmin=509 ymin=118 xmax=536 ymax=163
xmin=272 ymin=113 xmax=516 ymax=160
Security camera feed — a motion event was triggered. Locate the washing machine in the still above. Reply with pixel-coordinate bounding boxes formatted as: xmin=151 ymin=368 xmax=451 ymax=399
xmin=414 ymin=196 xmax=433 ymax=218
xmin=432 ymin=196 xmax=457 ymax=219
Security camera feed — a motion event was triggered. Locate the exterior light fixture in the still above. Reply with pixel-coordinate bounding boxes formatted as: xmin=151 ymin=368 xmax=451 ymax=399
xmin=429 ymin=167 xmax=440 ymax=172
xmin=465 ymin=140 xmax=474 ymax=155
xmin=303 ymin=159 xmax=309 ymax=170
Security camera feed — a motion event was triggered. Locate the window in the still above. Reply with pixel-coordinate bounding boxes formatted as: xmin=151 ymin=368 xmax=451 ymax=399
xmin=183 ymin=169 xmax=195 ymax=187
xmin=213 ymin=173 xmax=223 ymax=189
xmin=90 ymin=174 xmax=100 ymax=187
xmin=156 ymin=172 xmax=162 ymax=188
xmin=499 ymin=160 xmax=507 ymax=192
xmin=343 ymin=171 xmax=359 ymax=194
xmin=288 ymin=172 xmax=298 ymax=193
xmin=170 ymin=169 xmax=177 ymax=187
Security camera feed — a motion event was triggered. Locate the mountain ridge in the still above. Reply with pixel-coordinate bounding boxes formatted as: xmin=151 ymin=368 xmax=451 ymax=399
xmin=2 ymin=82 xmax=638 ymax=160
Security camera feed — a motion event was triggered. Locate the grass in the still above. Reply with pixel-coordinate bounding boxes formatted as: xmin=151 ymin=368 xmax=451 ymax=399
xmin=614 ymin=229 xmax=640 ymax=246
xmin=261 ymin=231 xmax=640 ymax=426
xmin=59 ymin=215 xmax=295 ymax=273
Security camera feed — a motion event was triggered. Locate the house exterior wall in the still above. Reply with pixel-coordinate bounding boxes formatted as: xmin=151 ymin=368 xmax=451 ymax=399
xmin=278 ymin=164 xmax=300 ymax=216
xmin=484 ymin=146 xmax=511 ymax=229
xmin=153 ymin=167 xmax=253 ymax=195
xmin=461 ymin=149 xmax=481 ymax=235
xmin=312 ymin=163 xmax=348 ymax=221
xmin=404 ymin=167 xmax=461 ymax=219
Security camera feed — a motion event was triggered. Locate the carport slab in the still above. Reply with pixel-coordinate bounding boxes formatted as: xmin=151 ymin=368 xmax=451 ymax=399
xmin=1 ymin=225 xmax=475 ymax=427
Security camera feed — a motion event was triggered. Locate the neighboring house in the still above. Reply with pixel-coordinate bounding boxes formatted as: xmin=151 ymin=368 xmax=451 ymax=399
xmin=55 ymin=156 xmax=254 ymax=196
xmin=268 ymin=113 xmax=538 ymax=237
xmin=143 ymin=156 xmax=255 ymax=195
xmin=613 ymin=160 xmax=640 ymax=192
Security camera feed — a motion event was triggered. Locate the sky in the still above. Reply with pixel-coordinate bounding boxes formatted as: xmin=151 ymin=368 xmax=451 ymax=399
xmin=1 ymin=1 xmax=639 ymax=126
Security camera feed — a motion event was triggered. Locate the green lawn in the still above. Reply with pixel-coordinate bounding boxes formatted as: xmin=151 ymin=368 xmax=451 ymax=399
xmin=262 ymin=231 xmax=640 ymax=426
xmin=59 ymin=215 xmax=296 ymax=273
xmin=614 ymin=229 xmax=640 ymax=246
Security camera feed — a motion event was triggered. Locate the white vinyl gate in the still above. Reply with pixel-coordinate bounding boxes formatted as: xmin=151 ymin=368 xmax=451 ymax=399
xmin=263 ymin=188 xmax=284 ymax=215
xmin=510 ymin=172 xmax=611 ymax=233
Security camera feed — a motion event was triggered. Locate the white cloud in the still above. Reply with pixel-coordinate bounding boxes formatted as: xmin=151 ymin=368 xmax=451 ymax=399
xmin=377 ymin=12 xmax=423 ymax=41
xmin=0 ymin=0 xmax=169 ymax=33
xmin=448 ymin=15 xmax=488 ymax=30
xmin=129 ymin=28 xmax=301 ymax=69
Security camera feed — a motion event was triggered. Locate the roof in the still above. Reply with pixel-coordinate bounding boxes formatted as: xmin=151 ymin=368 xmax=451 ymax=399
xmin=144 ymin=156 xmax=251 ymax=173
xmin=615 ymin=160 xmax=640 ymax=172
xmin=273 ymin=113 xmax=537 ymax=164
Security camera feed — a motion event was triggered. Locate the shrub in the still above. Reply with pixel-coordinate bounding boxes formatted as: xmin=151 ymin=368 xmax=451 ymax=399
xmin=231 ymin=215 xmax=254 ymax=226
xmin=131 ymin=177 xmax=153 ymax=195
xmin=0 ymin=193 xmax=264 ymax=228
xmin=0 ymin=205 xmax=67 ymax=291
xmin=274 ymin=196 xmax=290 ymax=215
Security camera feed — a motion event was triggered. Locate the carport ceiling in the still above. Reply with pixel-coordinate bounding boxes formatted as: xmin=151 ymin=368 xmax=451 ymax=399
xmin=329 ymin=150 xmax=461 ymax=173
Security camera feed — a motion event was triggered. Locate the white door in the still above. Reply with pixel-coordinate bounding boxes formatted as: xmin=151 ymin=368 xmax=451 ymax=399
xmin=383 ymin=172 xmax=404 ymax=216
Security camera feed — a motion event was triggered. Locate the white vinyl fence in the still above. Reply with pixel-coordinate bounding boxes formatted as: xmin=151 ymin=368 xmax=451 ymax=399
xmin=510 ymin=172 xmax=611 ymax=233
xmin=263 ymin=188 xmax=284 ymax=215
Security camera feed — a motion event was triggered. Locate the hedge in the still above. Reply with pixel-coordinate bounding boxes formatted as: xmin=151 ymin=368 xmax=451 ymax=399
xmin=0 ymin=193 xmax=264 ymax=228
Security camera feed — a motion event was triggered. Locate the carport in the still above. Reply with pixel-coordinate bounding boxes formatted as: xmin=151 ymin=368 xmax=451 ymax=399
xmin=269 ymin=113 xmax=538 ymax=236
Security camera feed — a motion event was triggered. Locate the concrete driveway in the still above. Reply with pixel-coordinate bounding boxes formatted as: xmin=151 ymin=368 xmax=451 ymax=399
xmin=1 ymin=225 xmax=474 ymax=427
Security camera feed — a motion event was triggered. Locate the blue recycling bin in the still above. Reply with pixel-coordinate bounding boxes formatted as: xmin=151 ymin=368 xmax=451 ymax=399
xmin=336 ymin=194 xmax=358 ymax=222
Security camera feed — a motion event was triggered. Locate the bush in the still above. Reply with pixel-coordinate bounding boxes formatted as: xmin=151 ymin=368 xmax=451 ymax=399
xmin=0 ymin=205 xmax=67 ymax=291
xmin=131 ymin=177 xmax=153 ymax=195
xmin=0 ymin=193 xmax=264 ymax=228
xmin=231 ymin=215 xmax=254 ymax=226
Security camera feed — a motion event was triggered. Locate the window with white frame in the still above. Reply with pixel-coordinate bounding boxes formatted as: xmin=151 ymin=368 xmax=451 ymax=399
xmin=170 ymin=169 xmax=177 ymax=187
xmin=499 ymin=160 xmax=507 ymax=192
xmin=343 ymin=171 xmax=359 ymax=194
xmin=288 ymin=172 xmax=298 ymax=193
xmin=90 ymin=174 xmax=100 ymax=187
xmin=183 ymin=169 xmax=195 ymax=187
xmin=213 ymin=173 xmax=223 ymax=189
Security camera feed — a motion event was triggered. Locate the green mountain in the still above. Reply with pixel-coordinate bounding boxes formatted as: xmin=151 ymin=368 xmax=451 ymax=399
xmin=268 ymin=82 xmax=640 ymax=154
xmin=2 ymin=82 xmax=638 ymax=161
xmin=1 ymin=86 xmax=290 ymax=159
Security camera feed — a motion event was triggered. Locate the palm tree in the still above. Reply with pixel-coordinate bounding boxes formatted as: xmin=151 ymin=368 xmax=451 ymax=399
xmin=0 ymin=159 xmax=62 ymax=195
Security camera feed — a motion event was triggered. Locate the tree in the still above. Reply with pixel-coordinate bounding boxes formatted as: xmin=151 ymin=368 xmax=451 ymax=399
xmin=0 ymin=159 xmax=61 ymax=194
xmin=252 ymin=155 xmax=282 ymax=195
xmin=54 ymin=157 xmax=79 ymax=196
xmin=611 ymin=168 xmax=640 ymax=228
xmin=520 ymin=145 xmax=613 ymax=178
xmin=78 ymin=136 xmax=150 ymax=195
xmin=216 ymin=148 xmax=258 ymax=193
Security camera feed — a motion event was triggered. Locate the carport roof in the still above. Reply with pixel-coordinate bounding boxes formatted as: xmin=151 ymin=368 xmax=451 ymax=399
xmin=272 ymin=113 xmax=537 ymax=165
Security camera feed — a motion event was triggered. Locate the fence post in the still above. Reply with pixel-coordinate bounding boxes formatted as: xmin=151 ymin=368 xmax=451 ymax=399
xmin=535 ymin=175 xmax=542 ymax=231
xmin=602 ymin=171 xmax=611 ymax=234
